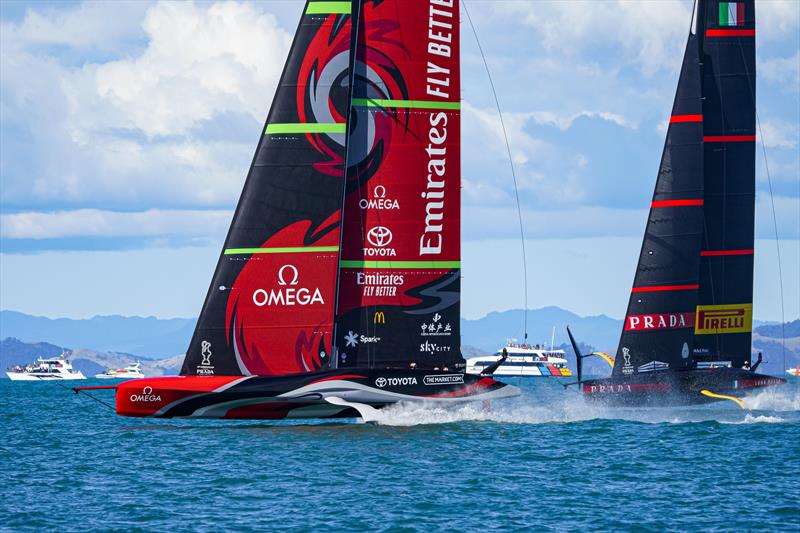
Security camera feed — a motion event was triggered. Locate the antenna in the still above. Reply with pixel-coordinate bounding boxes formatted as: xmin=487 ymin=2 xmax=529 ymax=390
xmin=463 ymin=0 xmax=529 ymax=341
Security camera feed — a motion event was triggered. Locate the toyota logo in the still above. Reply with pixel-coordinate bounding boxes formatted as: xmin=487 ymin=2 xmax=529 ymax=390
xmin=367 ymin=226 xmax=392 ymax=247
xmin=375 ymin=377 xmax=387 ymax=388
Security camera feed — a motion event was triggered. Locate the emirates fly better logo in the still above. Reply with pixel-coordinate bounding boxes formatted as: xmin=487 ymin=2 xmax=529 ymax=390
xmin=252 ymin=264 xmax=324 ymax=307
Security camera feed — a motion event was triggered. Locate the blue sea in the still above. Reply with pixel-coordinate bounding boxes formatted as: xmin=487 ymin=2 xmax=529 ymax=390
xmin=2 ymin=378 xmax=799 ymax=532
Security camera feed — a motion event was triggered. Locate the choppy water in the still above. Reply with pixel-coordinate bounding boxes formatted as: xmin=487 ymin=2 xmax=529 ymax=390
xmin=2 ymin=378 xmax=799 ymax=532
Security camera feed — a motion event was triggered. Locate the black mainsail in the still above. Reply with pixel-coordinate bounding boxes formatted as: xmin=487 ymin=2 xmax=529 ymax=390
xmin=580 ymin=0 xmax=784 ymax=404
xmin=693 ymin=0 xmax=757 ymax=367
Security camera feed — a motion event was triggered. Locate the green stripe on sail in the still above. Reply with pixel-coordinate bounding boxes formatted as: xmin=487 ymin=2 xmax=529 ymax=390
xmin=339 ymin=260 xmax=461 ymax=269
xmin=719 ymin=2 xmax=729 ymax=26
xmin=352 ymin=98 xmax=460 ymax=110
xmin=265 ymin=123 xmax=346 ymax=135
xmin=306 ymin=1 xmax=351 ymax=14
xmin=224 ymin=246 xmax=339 ymax=255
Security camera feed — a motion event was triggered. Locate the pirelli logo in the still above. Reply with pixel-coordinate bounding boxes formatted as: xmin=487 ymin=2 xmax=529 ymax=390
xmin=694 ymin=304 xmax=752 ymax=335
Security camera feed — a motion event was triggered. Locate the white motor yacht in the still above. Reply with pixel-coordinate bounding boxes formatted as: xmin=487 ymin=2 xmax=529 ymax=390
xmin=95 ymin=361 xmax=145 ymax=379
xmin=7 ymin=354 xmax=86 ymax=381
xmin=466 ymin=341 xmax=572 ymax=377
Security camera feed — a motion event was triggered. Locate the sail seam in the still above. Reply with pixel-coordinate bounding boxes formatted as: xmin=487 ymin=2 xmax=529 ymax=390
xmin=703 ymin=134 xmax=755 ymax=142
xmin=224 ymin=246 xmax=340 ymax=255
xmin=352 ymin=98 xmax=460 ymax=110
xmin=632 ymin=284 xmax=700 ymax=293
xmin=265 ymin=123 xmax=346 ymax=134
xmin=706 ymin=29 xmax=755 ymax=37
xmin=651 ymin=199 xmax=704 ymax=208
xmin=305 ymin=2 xmax=351 ymax=15
xmin=339 ymin=260 xmax=461 ymax=269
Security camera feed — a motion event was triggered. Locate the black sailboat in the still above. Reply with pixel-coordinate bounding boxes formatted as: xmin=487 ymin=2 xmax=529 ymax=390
xmin=76 ymin=0 xmax=518 ymax=420
xmin=569 ymin=0 xmax=785 ymax=405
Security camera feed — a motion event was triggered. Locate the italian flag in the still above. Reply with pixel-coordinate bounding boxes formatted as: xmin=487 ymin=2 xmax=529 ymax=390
xmin=719 ymin=2 xmax=744 ymax=27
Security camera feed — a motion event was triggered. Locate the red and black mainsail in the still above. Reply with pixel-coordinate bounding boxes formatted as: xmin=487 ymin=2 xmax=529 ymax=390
xmin=615 ymin=0 xmax=757 ymax=376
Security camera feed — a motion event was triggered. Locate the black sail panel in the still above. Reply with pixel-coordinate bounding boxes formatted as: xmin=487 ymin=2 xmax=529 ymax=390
xmin=693 ymin=0 xmax=756 ymax=367
xmin=614 ymin=35 xmax=705 ymax=377
xmin=181 ymin=1 xmax=353 ymax=376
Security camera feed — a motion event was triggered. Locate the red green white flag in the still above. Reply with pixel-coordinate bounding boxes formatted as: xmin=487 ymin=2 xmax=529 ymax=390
xmin=719 ymin=2 xmax=744 ymax=27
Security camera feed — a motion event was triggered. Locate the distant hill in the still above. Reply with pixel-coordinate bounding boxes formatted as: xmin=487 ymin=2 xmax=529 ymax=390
xmin=0 ymin=337 xmax=182 ymax=378
xmin=0 ymin=311 xmax=195 ymax=358
xmin=462 ymin=306 xmax=621 ymax=353
xmin=755 ymin=319 xmax=800 ymax=339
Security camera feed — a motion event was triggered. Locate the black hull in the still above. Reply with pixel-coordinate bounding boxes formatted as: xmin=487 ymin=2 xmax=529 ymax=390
xmin=583 ymin=368 xmax=785 ymax=406
xmin=90 ymin=368 xmax=520 ymax=420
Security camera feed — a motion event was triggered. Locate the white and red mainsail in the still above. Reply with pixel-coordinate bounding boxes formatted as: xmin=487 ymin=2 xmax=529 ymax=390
xmin=182 ymin=0 xmax=464 ymax=376
xmin=615 ymin=0 xmax=757 ymax=376
xmin=336 ymin=0 xmax=462 ymax=370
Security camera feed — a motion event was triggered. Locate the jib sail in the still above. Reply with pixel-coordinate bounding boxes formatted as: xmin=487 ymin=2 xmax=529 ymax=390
xmin=181 ymin=1 xmax=354 ymax=377
xmin=693 ymin=0 xmax=757 ymax=367
xmin=614 ymin=33 xmax=705 ymax=377
xmin=335 ymin=0 xmax=463 ymax=370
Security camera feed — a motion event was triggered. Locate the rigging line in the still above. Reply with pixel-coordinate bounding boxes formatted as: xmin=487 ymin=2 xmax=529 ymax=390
xmin=37 ymin=376 xmax=116 ymax=412
xmin=463 ymin=0 xmax=529 ymax=340
xmin=734 ymin=38 xmax=788 ymax=372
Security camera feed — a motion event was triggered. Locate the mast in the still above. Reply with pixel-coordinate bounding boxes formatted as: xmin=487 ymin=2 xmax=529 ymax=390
xmin=181 ymin=1 xmax=355 ymax=377
xmin=613 ymin=30 xmax=705 ymax=377
xmin=693 ymin=0 xmax=757 ymax=367
xmin=334 ymin=0 xmax=463 ymax=370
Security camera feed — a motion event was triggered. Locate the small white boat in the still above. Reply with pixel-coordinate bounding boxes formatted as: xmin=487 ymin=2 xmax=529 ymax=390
xmin=95 ymin=361 xmax=144 ymax=379
xmin=786 ymin=367 xmax=800 ymax=377
xmin=465 ymin=341 xmax=572 ymax=377
xmin=6 ymin=354 xmax=86 ymax=381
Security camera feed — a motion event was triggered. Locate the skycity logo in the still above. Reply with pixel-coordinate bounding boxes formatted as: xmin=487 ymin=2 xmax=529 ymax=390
xmin=695 ymin=304 xmax=752 ymax=335
xmin=253 ymin=264 xmax=324 ymax=307
xmin=130 ymin=386 xmax=162 ymax=403
xmin=625 ymin=312 xmax=695 ymax=331
xmin=359 ymin=185 xmax=399 ymax=210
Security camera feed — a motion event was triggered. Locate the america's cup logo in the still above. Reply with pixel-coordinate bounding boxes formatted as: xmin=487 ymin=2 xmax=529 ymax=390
xmin=367 ymin=226 xmax=393 ymax=247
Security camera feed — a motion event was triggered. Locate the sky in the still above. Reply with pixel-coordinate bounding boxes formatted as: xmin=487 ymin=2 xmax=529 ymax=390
xmin=1 ymin=0 xmax=798 ymax=322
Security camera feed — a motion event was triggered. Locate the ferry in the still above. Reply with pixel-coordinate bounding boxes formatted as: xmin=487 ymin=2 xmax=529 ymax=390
xmin=95 ymin=361 xmax=144 ymax=379
xmin=465 ymin=341 xmax=572 ymax=377
xmin=7 ymin=354 xmax=86 ymax=381
xmin=786 ymin=367 xmax=800 ymax=377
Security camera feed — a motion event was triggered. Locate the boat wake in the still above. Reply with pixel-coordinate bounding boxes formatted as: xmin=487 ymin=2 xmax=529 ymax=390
xmin=367 ymin=390 xmax=798 ymax=427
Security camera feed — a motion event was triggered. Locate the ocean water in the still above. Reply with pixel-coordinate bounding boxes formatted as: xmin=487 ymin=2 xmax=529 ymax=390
xmin=1 ymin=378 xmax=799 ymax=532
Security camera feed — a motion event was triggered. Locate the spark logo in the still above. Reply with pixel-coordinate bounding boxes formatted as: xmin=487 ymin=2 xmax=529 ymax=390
xmin=695 ymin=304 xmax=752 ymax=335
xmin=252 ymin=265 xmax=324 ymax=307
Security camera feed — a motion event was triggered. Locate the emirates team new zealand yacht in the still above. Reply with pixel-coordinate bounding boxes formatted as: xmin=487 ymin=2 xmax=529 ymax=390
xmin=76 ymin=0 xmax=519 ymax=419
xmin=568 ymin=0 xmax=785 ymax=406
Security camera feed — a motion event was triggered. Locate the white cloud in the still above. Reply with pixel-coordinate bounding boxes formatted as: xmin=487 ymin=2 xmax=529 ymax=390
xmin=758 ymin=118 xmax=799 ymax=150
xmin=1 ymin=209 xmax=231 ymax=240
xmin=760 ymin=51 xmax=800 ymax=92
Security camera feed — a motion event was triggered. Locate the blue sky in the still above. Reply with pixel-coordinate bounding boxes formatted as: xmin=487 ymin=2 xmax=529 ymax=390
xmin=1 ymin=0 xmax=798 ymax=322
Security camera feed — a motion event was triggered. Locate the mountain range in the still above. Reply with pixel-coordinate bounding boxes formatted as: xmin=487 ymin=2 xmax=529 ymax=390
xmin=1 ymin=309 xmax=797 ymax=376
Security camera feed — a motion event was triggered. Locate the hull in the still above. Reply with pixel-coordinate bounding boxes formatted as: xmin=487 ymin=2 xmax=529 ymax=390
xmin=583 ymin=368 xmax=785 ymax=406
xmin=7 ymin=371 xmax=86 ymax=381
xmin=80 ymin=368 xmax=519 ymax=420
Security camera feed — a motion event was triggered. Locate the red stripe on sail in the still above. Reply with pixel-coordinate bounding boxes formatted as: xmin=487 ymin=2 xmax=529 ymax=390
xmin=704 ymin=135 xmax=756 ymax=142
xmin=631 ymin=285 xmax=699 ymax=293
xmin=651 ymin=199 xmax=704 ymax=208
xmin=670 ymin=114 xmax=703 ymax=123
xmin=706 ymin=29 xmax=755 ymax=37
xmin=701 ymin=249 xmax=754 ymax=257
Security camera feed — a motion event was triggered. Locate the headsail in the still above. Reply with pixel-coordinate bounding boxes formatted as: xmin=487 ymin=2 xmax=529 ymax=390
xmin=693 ymin=0 xmax=757 ymax=367
xmin=335 ymin=0 xmax=463 ymax=370
xmin=181 ymin=1 xmax=354 ymax=377
xmin=614 ymin=34 xmax=705 ymax=377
